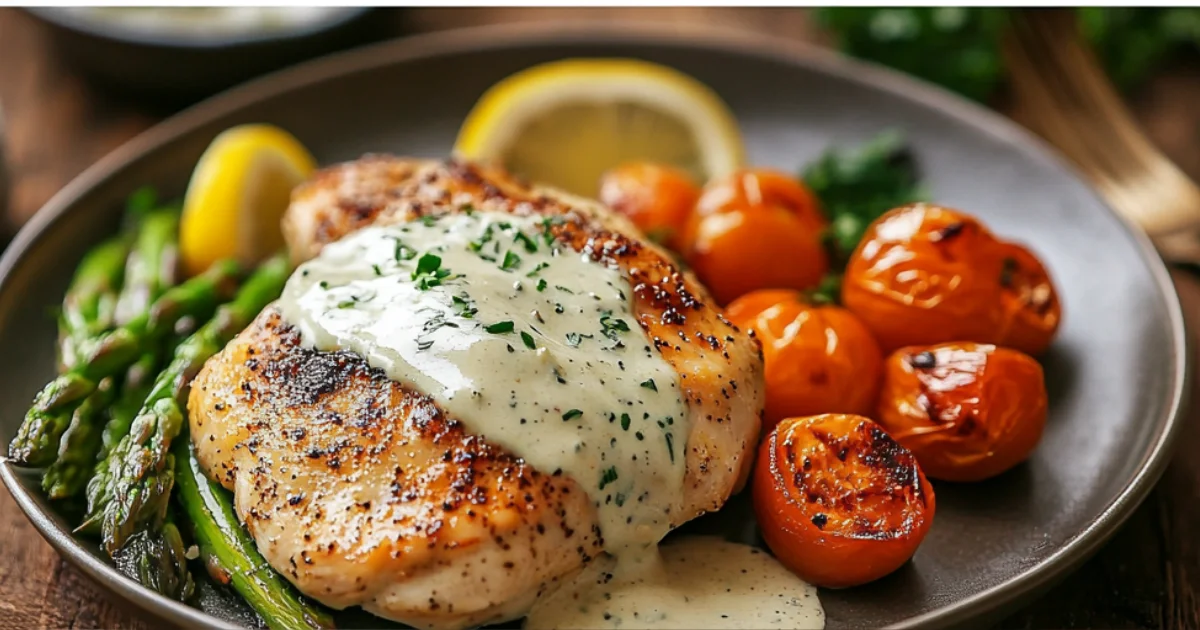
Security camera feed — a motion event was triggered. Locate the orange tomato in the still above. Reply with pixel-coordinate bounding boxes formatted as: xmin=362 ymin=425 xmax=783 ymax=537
xmin=876 ymin=342 xmax=1047 ymax=482
xmin=754 ymin=414 xmax=935 ymax=588
xmin=997 ymin=242 xmax=1062 ymax=356
xmin=598 ymin=162 xmax=700 ymax=251
xmin=841 ymin=203 xmax=1060 ymax=354
xmin=725 ymin=289 xmax=882 ymax=431
xmin=682 ymin=169 xmax=828 ymax=305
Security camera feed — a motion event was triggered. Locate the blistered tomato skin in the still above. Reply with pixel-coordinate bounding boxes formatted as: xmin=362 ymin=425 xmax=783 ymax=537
xmin=682 ymin=169 xmax=828 ymax=305
xmin=841 ymin=204 xmax=1007 ymax=352
xmin=841 ymin=203 xmax=1061 ymax=355
xmin=753 ymin=414 xmax=936 ymax=589
xmin=876 ymin=342 xmax=1047 ymax=482
xmin=598 ymin=162 xmax=701 ymax=251
xmin=725 ymin=290 xmax=883 ymax=431
xmin=997 ymin=242 xmax=1062 ymax=356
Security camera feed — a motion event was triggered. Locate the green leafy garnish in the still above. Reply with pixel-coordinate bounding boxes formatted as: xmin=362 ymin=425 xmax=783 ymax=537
xmin=520 ymin=330 xmax=536 ymax=349
xmin=411 ymin=253 xmax=450 ymax=290
xmin=501 ymin=251 xmax=522 ymax=271
xmin=803 ymin=130 xmax=925 ymax=269
xmin=485 ymin=321 xmax=514 ymax=334
xmin=599 ymin=466 xmax=619 ymax=490
xmin=640 ymin=379 xmax=658 ymax=392
xmin=562 ymin=409 xmax=583 ymax=421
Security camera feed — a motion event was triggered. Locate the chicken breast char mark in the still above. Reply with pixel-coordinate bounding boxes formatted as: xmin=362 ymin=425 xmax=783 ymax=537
xmin=187 ymin=157 xmax=765 ymax=629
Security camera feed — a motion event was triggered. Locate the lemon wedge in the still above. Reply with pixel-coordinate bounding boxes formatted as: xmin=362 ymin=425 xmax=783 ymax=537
xmin=455 ymin=58 xmax=745 ymax=197
xmin=180 ymin=124 xmax=316 ymax=276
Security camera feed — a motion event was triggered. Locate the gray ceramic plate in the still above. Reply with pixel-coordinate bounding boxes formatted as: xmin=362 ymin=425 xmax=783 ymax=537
xmin=0 ymin=21 xmax=1189 ymax=630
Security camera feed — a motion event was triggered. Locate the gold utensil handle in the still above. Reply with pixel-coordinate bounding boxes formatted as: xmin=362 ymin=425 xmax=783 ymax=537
xmin=1005 ymin=9 xmax=1200 ymax=257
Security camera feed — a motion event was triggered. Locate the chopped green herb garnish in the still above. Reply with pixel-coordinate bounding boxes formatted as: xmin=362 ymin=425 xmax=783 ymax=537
xmin=520 ymin=330 xmax=536 ymax=350
xmin=514 ymin=231 xmax=539 ymax=253
xmin=420 ymin=215 xmax=439 ymax=226
xmin=319 ymin=281 xmax=330 ymax=290
xmin=562 ymin=409 xmax=583 ymax=421
xmin=555 ymin=285 xmax=574 ymax=294
xmin=599 ymin=466 xmax=619 ymax=490
xmin=501 ymin=250 xmax=522 ymax=271
xmin=640 ymin=379 xmax=658 ymax=392
xmin=452 ymin=294 xmax=477 ymax=319
xmin=336 ymin=300 xmax=356 ymax=309
xmin=565 ymin=332 xmax=593 ymax=347
xmin=372 ymin=264 xmax=383 ymax=276
xmin=394 ymin=240 xmax=417 ymax=261
xmin=485 ymin=321 xmax=514 ymax=334
xmin=665 ymin=433 xmax=675 ymax=462
xmin=534 ymin=278 xmax=547 ymax=292
xmin=414 ymin=253 xmax=441 ymax=276
xmin=600 ymin=311 xmax=631 ymax=341
xmin=411 ymin=253 xmax=450 ymax=290
xmin=620 ymin=413 xmax=631 ymax=431
xmin=526 ymin=261 xmax=551 ymax=277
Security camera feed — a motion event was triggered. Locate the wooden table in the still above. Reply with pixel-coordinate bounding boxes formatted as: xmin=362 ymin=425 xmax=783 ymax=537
xmin=1 ymin=7 xmax=1199 ymax=629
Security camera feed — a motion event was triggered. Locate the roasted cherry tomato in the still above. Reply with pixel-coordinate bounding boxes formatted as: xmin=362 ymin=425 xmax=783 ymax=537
xmin=725 ymin=290 xmax=882 ymax=431
xmin=682 ymin=169 xmax=828 ymax=305
xmin=598 ymin=162 xmax=700 ymax=250
xmin=841 ymin=203 xmax=1060 ymax=354
xmin=875 ymin=342 xmax=1047 ymax=482
xmin=754 ymin=414 xmax=935 ymax=588
xmin=996 ymin=242 xmax=1062 ymax=356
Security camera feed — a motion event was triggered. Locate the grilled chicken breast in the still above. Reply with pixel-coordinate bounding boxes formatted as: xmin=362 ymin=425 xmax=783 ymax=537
xmin=188 ymin=157 xmax=765 ymax=629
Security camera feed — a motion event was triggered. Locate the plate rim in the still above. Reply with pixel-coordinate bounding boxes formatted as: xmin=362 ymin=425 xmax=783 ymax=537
xmin=0 ymin=19 xmax=1189 ymax=630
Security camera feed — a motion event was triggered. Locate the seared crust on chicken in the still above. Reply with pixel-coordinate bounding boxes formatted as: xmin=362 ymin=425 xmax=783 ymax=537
xmin=188 ymin=157 xmax=764 ymax=628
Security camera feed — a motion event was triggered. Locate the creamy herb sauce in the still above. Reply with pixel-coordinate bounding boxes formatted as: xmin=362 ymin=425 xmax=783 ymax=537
xmin=278 ymin=211 xmax=689 ymax=551
xmin=526 ymin=537 xmax=824 ymax=629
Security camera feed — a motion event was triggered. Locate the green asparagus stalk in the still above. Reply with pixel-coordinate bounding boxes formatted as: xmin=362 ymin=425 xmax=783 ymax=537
xmin=8 ymin=259 xmax=241 ymax=467
xmin=58 ymin=238 xmax=129 ymax=370
xmin=102 ymin=254 xmax=289 ymax=553
xmin=174 ymin=440 xmax=334 ymax=629
xmin=78 ymin=354 xmax=160 ymax=531
xmin=114 ymin=208 xmax=180 ymax=327
xmin=41 ymin=377 xmax=120 ymax=500
xmin=113 ymin=516 xmax=195 ymax=602
xmin=80 ymin=202 xmax=180 ymax=515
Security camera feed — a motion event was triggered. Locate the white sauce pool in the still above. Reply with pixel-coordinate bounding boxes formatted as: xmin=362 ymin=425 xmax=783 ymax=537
xmin=278 ymin=211 xmax=689 ymax=551
xmin=526 ymin=537 xmax=824 ymax=629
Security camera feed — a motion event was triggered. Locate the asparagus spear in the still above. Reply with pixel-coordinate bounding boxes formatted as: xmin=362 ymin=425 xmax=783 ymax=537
xmin=113 ymin=516 xmax=195 ymax=602
xmin=41 ymin=377 xmax=119 ymax=500
xmin=81 ymin=204 xmax=180 ymax=514
xmin=102 ymin=255 xmax=289 ymax=553
xmin=58 ymin=238 xmax=128 ymax=370
xmin=174 ymin=440 xmax=334 ymax=630
xmin=114 ymin=208 xmax=180 ymax=327
xmin=8 ymin=259 xmax=241 ymax=467
xmin=80 ymin=354 xmax=160 ymax=529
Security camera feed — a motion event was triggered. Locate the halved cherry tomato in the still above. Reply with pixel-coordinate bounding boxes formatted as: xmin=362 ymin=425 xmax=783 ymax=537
xmin=876 ymin=342 xmax=1047 ymax=482
xmin=841 ymin=203 xmax=1061 ymax=354
xmin=682 ymin=169 xmax=828 ymax=305
xmin=997 ymin=242 xmax=1062 ymax=356
xmin=598 ymin=162 xmax=700 ymax=251
xmin=725 ymin=289 xmax=882 ymax=431
xmin=754 ymin=414 xmax=935 ymax=588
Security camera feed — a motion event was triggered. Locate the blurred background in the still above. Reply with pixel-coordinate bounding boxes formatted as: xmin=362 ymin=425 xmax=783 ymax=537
xmin=1 ymin=6 xmax=1198 ymax=240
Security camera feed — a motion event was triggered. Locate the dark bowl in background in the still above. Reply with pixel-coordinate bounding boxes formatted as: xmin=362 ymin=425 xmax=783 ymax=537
xmin=24 ymin=7 xmax=386 ymax=106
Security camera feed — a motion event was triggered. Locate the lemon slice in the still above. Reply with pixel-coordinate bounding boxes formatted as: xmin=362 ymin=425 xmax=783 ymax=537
xmin=454 ymin=59 xmax=745 ymax=197
xmin=180 ymin=124 xmax=316 ymax=276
